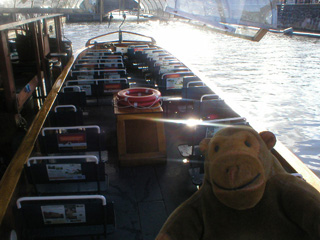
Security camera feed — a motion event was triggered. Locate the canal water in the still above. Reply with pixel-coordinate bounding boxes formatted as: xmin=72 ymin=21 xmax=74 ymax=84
xmin=63 ymin=19 xmax=320 ymax=177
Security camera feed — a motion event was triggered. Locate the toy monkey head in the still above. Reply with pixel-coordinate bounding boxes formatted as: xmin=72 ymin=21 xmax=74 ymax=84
xmin=199 ymin=126 xmax=285 ymax=210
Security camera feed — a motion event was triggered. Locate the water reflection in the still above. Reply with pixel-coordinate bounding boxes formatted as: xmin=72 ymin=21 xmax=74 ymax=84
xmin=63 ymin=20 xmax=320 ymax=177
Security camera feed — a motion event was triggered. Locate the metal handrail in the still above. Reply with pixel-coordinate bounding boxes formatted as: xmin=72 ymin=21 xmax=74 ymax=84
xmin=54 ymin=105 xmax=77 ymax=112
xmin=66 ymin=78 xmax=128 ymax=85
xmin=70 ymin=68 xmax=127 ymax=77
xmin=17 ymin=195 xmax=106 ymax=209
xmin=41 ymin=125 xmax=101 ymax=136
xmin=27 ymin=155 xmax=99 ymax=166
xmin=81 ymin=55 xmax=122 ymax=59
xmin=186 ymin=81 xmax=205 ymax=88
xmin=62 ymin=86 xmax=81 ymax=92
xmin=161 ymin=71 xmax=193 ymax=80
xmin=74 ymin=62 xmax=124 ymax=68
xmin=200 ymin=94 xmax=220 ymax=102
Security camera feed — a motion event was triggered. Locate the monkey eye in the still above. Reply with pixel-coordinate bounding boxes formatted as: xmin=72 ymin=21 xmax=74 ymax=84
xmin=214 ymin=145 xmax=220 ymax=152
xmin=244 ymin=140 xmax=251 ymax=147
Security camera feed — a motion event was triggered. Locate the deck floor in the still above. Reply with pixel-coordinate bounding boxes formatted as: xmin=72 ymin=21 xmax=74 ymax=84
xmin=84 ymin=97 xmax=197 ymax=240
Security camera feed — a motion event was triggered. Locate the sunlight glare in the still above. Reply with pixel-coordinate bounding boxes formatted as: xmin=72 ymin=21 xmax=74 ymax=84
xmin=150 ymin=22 xmax=213 ymax=63
xmin=186 ymin=118 xmax=202 ymax=127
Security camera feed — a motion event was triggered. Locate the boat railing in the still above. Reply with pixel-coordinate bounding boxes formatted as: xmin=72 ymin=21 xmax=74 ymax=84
xmin=85 ymin=30 xmax=156 ymax=47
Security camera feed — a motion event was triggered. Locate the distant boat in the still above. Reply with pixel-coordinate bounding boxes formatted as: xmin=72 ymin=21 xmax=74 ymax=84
xmin=270 ymin=27 xmax=320 ymax=38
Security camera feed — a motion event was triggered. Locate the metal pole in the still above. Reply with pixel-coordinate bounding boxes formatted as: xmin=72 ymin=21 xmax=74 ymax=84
xmin=54 ymin=16 xmax=62 ymax=53
xmin=100 ymin=0 xmax=104 ymax=23
xmin=37 ymin=20 xmax=49 ymax=93
xmin=137 ymin=0 xmax=141 ymax=24
xmin=0 ymin=31 xmax=17 ymax=112
xmin=29 ymin=22 xmax=44 ymax=102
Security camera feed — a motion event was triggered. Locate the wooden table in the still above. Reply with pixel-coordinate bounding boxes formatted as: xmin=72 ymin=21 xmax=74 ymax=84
xmin=114 ymin=96 xmax=166 ymax=166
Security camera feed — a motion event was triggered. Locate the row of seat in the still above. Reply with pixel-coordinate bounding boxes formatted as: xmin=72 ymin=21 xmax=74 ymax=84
xmin=68 ymin=51 xmax=128 ymax=103
xmin=65 ymin=78 xmax=128 ymax=101
xmin=16 ymin=48 xmax=118 ymax=239
xmin=16 ymin=194 xmax=113 ymax=239
xmin=70 ymin=52 xmax=126 ymax=81
xmin=127 ymin=46 xmax=201 ymax=95
xmin=19 ymin=127 xmax=112 ymax=239
xmin=127 ymin=45 xmax=249 ymax=186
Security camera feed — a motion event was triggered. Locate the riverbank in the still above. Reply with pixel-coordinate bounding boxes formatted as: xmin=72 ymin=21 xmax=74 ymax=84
xmin=277 ymin=4 xmax=320 ymax=32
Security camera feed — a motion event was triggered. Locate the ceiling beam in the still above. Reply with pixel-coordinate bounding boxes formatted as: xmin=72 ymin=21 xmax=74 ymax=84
xmin=0 ymin=8 xmax=87 ymax=14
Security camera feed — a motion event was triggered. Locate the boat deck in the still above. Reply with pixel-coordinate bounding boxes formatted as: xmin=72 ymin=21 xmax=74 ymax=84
xmin=9 ymin=41 xmax=263 ymax=239
xmin=18 ymin=40 xmax=246 ymax=239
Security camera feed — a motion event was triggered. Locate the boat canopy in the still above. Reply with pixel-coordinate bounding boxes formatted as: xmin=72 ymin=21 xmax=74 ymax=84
xmin=0 ymin=0 xmax=277 ymax=30
xmin=133 ymin=0 xmax=276 ymax=40
xmin=1 ymin=0 xmax=276 ymax=40
xmin=163 ymin=0 xmax=277 ymax=30
xmin=138 ymin=0 xmax=277 ymax=41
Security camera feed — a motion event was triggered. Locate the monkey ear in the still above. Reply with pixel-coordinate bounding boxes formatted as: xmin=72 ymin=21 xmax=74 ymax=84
xmin=199 ymin=138 xmax=211 ymax=153
xmin=259 ymin=131 xmax=276 ymax=150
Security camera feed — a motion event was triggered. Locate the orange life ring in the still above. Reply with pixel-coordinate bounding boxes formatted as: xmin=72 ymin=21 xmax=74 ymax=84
xmin=117 ymin=87 xmax=161 ymax=107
